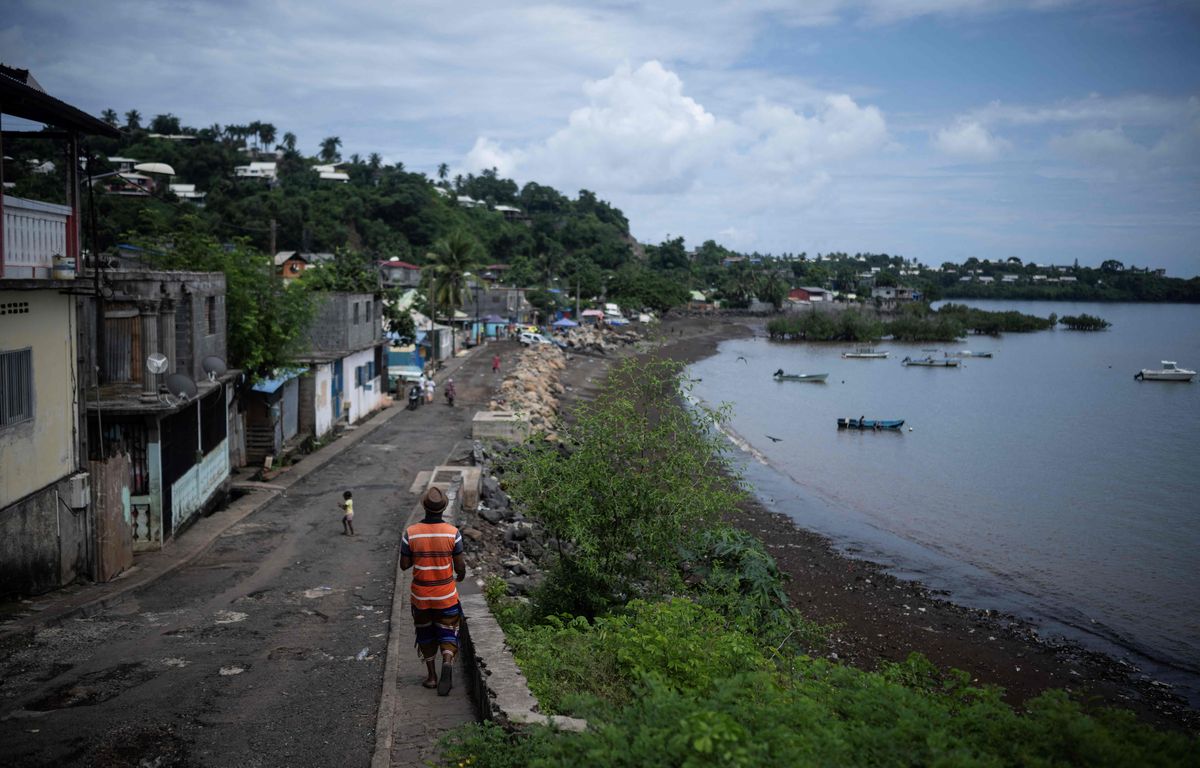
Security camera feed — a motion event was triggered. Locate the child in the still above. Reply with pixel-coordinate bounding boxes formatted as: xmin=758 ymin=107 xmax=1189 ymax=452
xmin=341 ymin=490 xmax=355 ymax=535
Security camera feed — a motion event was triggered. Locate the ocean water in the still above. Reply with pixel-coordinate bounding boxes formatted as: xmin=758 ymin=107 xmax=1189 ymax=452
xmin=687 ymin=301 xmax=1200 ymax=700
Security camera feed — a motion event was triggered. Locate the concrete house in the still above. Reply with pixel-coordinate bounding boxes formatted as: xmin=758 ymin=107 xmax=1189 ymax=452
xmin=378 ymin=258 xmax=421 ymax=289
xmin=1 ymin=68 xmax=121 ymax=594
xmin=80 ymin=269 xmax=239 ymax=552
xmin=290 ymin=293 xmax=387 ymax=446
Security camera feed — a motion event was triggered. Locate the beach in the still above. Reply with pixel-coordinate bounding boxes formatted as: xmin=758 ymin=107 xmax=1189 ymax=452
xmin=594 ymin=314 xmax=1196 ymax=731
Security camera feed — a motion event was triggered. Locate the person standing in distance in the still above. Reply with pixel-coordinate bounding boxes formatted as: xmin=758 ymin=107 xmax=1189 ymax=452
xmin=400 ymin=487 xmax=466 ymax=694
xmin=492 ymin=354 xmax=501 ymax=374
xmin=340 ymin=490 xmax=355 ymax=536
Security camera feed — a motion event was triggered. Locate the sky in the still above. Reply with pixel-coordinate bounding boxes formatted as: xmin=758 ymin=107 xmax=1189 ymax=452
xmin=4 ymin=0 xmax=1199 ymax=275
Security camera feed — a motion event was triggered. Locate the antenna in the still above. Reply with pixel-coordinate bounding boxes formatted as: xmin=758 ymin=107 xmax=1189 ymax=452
xmin=202 ymin=355 xmax=227 ymax=382
xmin=165 ymin=373 xmax=198 ymax=400
xmin=146 ymin=353 xmax=169 ymax=374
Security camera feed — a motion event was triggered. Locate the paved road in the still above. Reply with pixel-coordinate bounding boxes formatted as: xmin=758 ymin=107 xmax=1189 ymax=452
xmin=0 ymin=344 xmax=515 ymax=767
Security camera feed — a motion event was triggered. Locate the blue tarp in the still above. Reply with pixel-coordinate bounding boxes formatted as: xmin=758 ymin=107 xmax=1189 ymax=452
xmin=552 ymin=318 xmax=578 ymax=327
xmin=251 ymin=367 xmax=306 ymax=394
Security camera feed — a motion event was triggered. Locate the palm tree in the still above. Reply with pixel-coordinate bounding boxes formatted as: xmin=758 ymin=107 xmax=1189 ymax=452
xmin=424 ymin=231 xmax=485 ymax=355
xmin=437 ymin=163 xmax=449 ymax=181
xmin=259 ymin=123 xmax=276 ymax=152
xmin=101 ymin=109 xmax=118 ymax=127
xmin=319 ymin=136 xmax=342 ymax=163
xmin=280 ymin=132 xmax=297 ymax=152
xmin=124 ymin=109 xmax=142 ymax=130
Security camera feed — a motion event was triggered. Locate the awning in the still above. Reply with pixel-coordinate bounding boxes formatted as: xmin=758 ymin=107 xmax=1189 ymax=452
xmin=552 ymin=318 xmax=578 ymax=327
xmin=581 ymin=309 xmax=604 ymax=318
xmin=251 ymin=367 xmax=305 ymax=394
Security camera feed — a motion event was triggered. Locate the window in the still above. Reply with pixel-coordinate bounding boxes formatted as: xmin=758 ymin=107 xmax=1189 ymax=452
xmin=205 ymin=296 xmax=217 ymax=336
xmin=366 ymin=300 xmax=372 ymax=325
xmin=355 ymin=365 xmax=364 ymax=387
xmin=353 ymin=302 xmax=360 ymax=325
xmin=1 ymin=348 xmax=34 ymax=428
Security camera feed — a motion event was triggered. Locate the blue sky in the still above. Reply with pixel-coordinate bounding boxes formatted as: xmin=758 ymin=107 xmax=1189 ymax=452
xmin=4 ymin=1 xmax=1198 ymax=274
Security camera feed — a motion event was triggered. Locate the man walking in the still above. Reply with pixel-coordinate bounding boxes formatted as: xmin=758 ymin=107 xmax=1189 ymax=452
xmin=400 ymin=487 xmax=466 ymax=695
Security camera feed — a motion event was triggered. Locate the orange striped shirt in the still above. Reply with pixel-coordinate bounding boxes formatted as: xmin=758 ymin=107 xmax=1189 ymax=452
xmin=401 ymin=521 xmax=462 ymax=609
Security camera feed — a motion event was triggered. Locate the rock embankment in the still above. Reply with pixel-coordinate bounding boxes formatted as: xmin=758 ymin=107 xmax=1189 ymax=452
xmin=488 ymin=327 xmax=641 ymax=432
xmin=488 ymin=345 xmax=566 ymax=432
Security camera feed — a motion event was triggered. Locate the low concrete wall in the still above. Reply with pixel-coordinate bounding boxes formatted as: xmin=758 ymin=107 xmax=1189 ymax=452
xmin=0 ymin=477 xmax=88 ymax=597
xmin=458 ymin=593 xmax=587 ymax=732
xmin=472 ymin=411 xmax=530 ymax=442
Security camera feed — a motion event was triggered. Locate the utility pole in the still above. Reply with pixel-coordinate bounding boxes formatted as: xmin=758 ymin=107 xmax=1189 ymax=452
xmin=575 ymin=274 xmax=580 ymax=320
xmin=269 ymin=218 xmax=277 ymax=257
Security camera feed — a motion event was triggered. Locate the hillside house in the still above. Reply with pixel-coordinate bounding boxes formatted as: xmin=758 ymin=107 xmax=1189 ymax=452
xmin=234 ymin=161 xmax=277 ymax=181
xmin=378 ymin=259 xmax=421 ymax=289
xmin=275 ymin=251 xmax=334 ymax=280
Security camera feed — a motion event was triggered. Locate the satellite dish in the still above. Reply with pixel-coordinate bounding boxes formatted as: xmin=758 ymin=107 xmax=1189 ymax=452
xmin=165 ymin=373 xmax=198 ymax=400
xmin=202 ymin=356 xmax=227 ymax=381
xmin=146 ymin=353 xmax=169 ymax=374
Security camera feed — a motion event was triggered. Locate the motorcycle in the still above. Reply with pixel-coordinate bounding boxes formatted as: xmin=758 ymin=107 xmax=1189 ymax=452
xmin=407 ymin=384 xmax=422 ymax=411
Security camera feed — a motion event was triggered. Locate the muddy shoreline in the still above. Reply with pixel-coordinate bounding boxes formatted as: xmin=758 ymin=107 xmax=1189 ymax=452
xmin=611 ymin=314 xmax=1195 ymax=731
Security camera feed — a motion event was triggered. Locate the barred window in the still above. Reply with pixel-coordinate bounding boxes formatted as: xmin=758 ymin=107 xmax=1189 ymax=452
xmin=1 ymin=348 xmax=34 ymax=428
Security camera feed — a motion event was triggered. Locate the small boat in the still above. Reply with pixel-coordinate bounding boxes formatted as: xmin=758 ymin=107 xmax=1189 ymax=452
xmin=901 ymin=356 xmax=960 ymax=367
xmin=1135 ymin=361 xmax=1196 ymax=382
xmin=774 ymin=369 xmax=828 ymax=382
xmin=842 ymin=347 xmax=888 ymax=359
xmin=945 ymin=351 xmax=993 ymax=358
xmin=838 ymin=417 xmax=905 ymax=430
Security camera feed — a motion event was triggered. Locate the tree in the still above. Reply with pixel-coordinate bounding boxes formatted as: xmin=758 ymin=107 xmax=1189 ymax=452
xmin=437 ymin=163 xmax=449 ymax=181
xmin=124 ymin=109 xmax=142 ymax=130
xmin=424 ymin=229 xmax=485 ymax=323
xmin=149 ymin=113 xmax=181 ymax=134
xmin=1101 ymin=259 xmax=1125 ymax=273
xmin=101 ymin=109 xmax=118 ymax=127
xmin=259 ymin=123 xmax=276 ymax=152
xmin=280 ymin=132 xmax=297 ymax=152
xmin=319 ymin=136 xmax=342 ymax=163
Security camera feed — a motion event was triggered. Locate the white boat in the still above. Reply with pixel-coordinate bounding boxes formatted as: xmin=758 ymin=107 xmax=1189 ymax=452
xmin=842 ymin=347 xmax=888 ymax=359
xmin=1135 ymin=361 xmax=1196 ymax=382
xmin=945 ymin=350 xmax=993 ymax=358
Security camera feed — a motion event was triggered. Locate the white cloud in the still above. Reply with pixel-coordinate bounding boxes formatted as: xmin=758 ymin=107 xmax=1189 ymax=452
xmin=466 ymin=61 xmax=888 ymax=203
xmin=933 ymin=119 xmax=1008 ymax=160
xmin=466 ymin=61 xmax=729 ymax=194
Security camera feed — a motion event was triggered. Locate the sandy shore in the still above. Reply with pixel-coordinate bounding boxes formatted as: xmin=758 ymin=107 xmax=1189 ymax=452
xmin=555 ymin=314 xmax=1196 ymax=732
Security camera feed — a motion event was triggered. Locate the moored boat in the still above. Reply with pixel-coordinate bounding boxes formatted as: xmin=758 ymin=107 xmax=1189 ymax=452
xmin=1135 ymin=361 xmax=1196 ymax=382
xmin=945 ymin=351 xmax=992 ymax=358
xmin=837 ymin=417 xmax=905 ymax=430
xmin=901 ymin=356 xmax=960 ymax=367
xmin=773 ymin=369 xmax=828 ymax=382
xmin=842 ymin=347 xmax=888 ymax=359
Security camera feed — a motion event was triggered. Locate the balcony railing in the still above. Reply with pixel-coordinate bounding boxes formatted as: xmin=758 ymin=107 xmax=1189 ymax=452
xmin=2 ymin=195 xmax=73 ymax=279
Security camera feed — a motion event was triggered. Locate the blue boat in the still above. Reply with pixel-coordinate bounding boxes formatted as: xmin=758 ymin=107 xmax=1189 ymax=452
xmin=837 ymin=417 xmax=905 ymax=431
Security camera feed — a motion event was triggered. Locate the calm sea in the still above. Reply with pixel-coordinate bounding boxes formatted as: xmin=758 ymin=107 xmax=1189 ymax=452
xmin=688 ymin=300 xmax=1200 ymax=701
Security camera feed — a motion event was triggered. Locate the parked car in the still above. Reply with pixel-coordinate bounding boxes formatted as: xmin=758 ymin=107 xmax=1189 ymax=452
xmin=519 ymin=331 xmax=554 ymax=346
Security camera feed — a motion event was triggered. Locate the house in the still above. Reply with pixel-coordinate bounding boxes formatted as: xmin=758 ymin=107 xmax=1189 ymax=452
xmin=378 ymin=258 xmax=421 ymax=289
xmin=1060 ymin=276 xmax=1077 ymax=283
xmin=456 ymin=195 xmax=483 ymax=208
xmin=169 ymin=183 xmax=206 ymax=203
xmin=871 ymin=286 xmax=918 ymax=301
xmin=493 ymin=204 xmax=526 ymax=222
xmin=80 ymin=269 xmax=239 ymax=552
xmin=1 ymin=65 xmax=121 ymax=595
xmin=311 ymin=164 xmax=349 ymax=183
xmin=470 ymin=286 xmax=534 ymax=327
xmin=1001 ymin=274 xmax=1019 ymax=283
xmin=790 ymin=287 xmax=831 ymax=302
xmin=274 ymin=251 xmax=334 ymax=280
xmin=290 ymin=292 xmax=388 ymax=447
xmin=104 ymin=171 xmax=155 ymax=197
xmin=978 ymin=276 xmax=995 ymax=284
xmin=234 ymin=161 xmax=277 ymax=181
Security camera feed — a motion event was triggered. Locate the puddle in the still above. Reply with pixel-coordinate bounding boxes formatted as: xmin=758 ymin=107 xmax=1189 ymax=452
xmin=218 ymin=666 xmax=245 ymax=676
xmin=214 ymin=611 xmax=248 ymax=624
xmin=302 ymin=586 xmax=338 ymax=599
